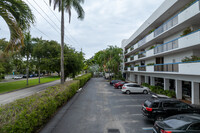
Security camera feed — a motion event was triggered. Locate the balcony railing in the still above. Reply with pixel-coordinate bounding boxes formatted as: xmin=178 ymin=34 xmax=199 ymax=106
xmin=138 ymin=66 xmax=146 ymax=71
xmin=154 ymin=15 xmax=178 ymax=37
xmin=131 ymin=67 xmax=134 ymax=71
xmin=154 ymin=64 xmax=179 ymax=72
xmin=154 ymin=39 xmax=178 ymax=54
xmin=138 ymin=52 xmax=146 ymax=59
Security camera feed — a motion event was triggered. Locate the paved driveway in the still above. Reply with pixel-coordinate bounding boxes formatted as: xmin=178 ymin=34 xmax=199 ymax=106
xmin=41 ymin=78 xmax=154 ymax=133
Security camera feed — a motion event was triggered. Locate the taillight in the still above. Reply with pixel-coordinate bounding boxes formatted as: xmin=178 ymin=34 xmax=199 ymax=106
xmin=122 ymin=87 xmax=126 ymax=89
xmin=145 ymin=107 xmax=152 ymax=112
xmin=160 ymin=129 xmax=172 ymax=133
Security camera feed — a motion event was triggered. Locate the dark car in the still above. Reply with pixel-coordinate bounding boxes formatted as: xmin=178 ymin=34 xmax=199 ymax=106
xmin=142 ymin=96 xmax=200 ymax=121
xmin=153 ymin=114 xmax=200 ymax=133
xmin=114 ymin=81 xmax=127 ymax=89
xmin=110 ymin=80 xmax=122 ymax=86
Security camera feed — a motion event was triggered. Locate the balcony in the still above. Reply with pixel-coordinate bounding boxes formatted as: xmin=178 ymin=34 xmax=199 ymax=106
xmin=154 ymin=64 xmax=179 ymax=72
xmin=130 ymin=56 xmax=134 ymax=61
xmin=131 ymin=67 xmax=134 ymax=71
xmin=125 ymin=0 xmax=200 ymax=55
xmin=138 ymin=66 xmax=146 ymax=71
xmin=138 ymin=52 xmax=146 ymax=59
xmin=154 ymin=15 xmax=178 ymax=37
xmin=154 ymin=39 xmax=178 ymax=54
xmin=179 ymin=62 xmax=200 ymax=75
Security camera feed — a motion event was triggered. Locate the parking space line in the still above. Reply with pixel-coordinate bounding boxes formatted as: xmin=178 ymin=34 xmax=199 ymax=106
xmin=142 ymin=127 xmax=153 ymax=130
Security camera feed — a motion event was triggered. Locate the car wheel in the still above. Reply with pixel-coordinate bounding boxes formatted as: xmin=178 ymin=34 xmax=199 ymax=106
xmin=126 ymin=90 xmax=131 ymax=95
xmin=155 ymin=115 xmax=164 ymax=121
xmin=118 ymin=86 xmax=121 ymax=89
xmin=143 ymin=90 xmax=148 ymax=94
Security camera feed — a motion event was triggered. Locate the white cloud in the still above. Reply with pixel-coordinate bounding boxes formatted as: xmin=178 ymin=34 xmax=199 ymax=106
xmin=0 ymin=0 xmax=165 ymax=59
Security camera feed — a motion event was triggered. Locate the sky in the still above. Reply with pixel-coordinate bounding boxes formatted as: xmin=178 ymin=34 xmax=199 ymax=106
xmin=0 ymin=0 xmax=165 ymax=59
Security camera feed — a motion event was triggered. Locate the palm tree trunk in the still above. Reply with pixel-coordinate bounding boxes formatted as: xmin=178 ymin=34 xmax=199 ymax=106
xmin=26 ymin=55 xmax=29 ymax=85
xmin=38 ymin=66 xmax=40 ymax=83
xmin=60 ymin=3 xmax=65 ymax=84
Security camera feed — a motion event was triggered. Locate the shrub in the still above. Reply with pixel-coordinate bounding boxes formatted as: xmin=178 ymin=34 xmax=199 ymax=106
xmin=142 ymin=83 xmax=150 ymax=87
xmin=147 ymin=63 xmax=155 ymax=66
xmin=0 ymin=80 xmax=80 ymax=133
xmin=181 ymin=27 xmax=192 ymax=37
xmin=147 ymin=84 xmax=176 ymax=98
xmin=74 ymin=73 xmax=92 ymax=88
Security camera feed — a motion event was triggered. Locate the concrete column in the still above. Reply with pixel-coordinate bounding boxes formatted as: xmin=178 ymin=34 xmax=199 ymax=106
xmin=164 ymin=78 xmax=170 ymax=90
xmin=138 ymin=75 xmax=141 ymax=85
xmin=132 ymin=74 xmax=136 ymax=82
xmin=176 ymin=80 xmax=182 ymax=99
xmin=192 ymin=82 xmax=200 ymax=105
xmin=150 ymin=77 xmax=155 ymax=86
xmin=145 ymin=76 xmax=149 ymax=84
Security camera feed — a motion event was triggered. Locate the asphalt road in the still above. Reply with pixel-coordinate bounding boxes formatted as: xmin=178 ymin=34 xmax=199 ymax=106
xmin=41 ymin=78 xmax=154 ymax=133
xmin=0 ymin=80 xmax=60 ymax=105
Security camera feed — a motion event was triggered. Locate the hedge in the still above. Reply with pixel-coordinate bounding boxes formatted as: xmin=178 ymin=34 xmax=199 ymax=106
xmin=74 ymin=73 xmax=92 ymax=88
xmin=0 ymin=80 xmax=80 ymax=133
xmin=0 ymin=73 xmax=92 ymax=133
xmin=142 ymin=83 xmax=176 ymax=98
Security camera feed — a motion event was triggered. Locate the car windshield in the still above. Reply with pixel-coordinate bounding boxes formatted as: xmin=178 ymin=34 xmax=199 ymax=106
xmin=164 ymin=119 xmax=191 ymax=129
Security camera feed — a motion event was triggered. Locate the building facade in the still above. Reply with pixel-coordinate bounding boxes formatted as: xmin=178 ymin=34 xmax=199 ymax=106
xmin=122 ymin=0 xmax=200 ymax=105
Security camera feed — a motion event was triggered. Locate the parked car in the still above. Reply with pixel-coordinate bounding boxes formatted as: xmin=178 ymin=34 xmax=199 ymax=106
xmin=22 ymin=75 xmax=27 ymax=78
xmin=114 ymin=81 xmax=127 ymax=89
xmin=153 ymin=114 xmax=200 ymax=133
xmin=121 ymin=83 xmax=149 ymax=94
xmin=110 ymin=80 xmax=122 ymax=86
xmin=142 ymin=96 xmax=200 ymax=121
xmin=29 ymin=74 xmax=34 ymax=78
xmin=14 ymin=75 xmax=23 ymax=80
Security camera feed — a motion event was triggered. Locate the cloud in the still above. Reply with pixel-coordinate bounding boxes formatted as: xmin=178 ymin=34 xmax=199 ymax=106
xmin=0 ymin=0 xmax=165 ymax=59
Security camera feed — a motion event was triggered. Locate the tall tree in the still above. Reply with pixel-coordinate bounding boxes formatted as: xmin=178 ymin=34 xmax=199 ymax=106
xmin=32 ymin=37 xmax=45 ymax=83
xmin=20 ymin=32 xmax=33 ymax=85
xmin=0 ymin=0 xmax=34 ymax=51
xmin=49 ymin=0 xmax=85 ymax=84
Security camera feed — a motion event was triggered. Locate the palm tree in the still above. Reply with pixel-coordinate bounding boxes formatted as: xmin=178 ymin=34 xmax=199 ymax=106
xmin=20 ymin=32 xmax=33 ymax=85
xmin=0 ymin=0 xmax=34 ymax=51
xmin=49 ymin=0 xmax=85 ymax=84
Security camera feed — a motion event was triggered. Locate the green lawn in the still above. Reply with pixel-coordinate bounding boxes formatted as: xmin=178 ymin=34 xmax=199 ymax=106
xmin=0 ymin=76 xmax=60 ymax=94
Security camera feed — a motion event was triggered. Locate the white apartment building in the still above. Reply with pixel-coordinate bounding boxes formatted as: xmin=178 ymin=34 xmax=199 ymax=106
xmin=122 ymin=0 xmax=200 ymax=105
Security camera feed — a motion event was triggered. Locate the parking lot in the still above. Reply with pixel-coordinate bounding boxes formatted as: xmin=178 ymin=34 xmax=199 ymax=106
xmin=41 ymin=78 xmax=154 ymax=133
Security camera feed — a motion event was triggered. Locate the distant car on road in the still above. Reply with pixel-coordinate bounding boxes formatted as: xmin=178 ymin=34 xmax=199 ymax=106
xmin=14 ymin=75 xmax=23 ymax=80
xmin=114 ymin=81 xmax=127 ymax=89
xmin=110 ymin=80 xmax=122 ymax=86
xmin=142 ymin=97 xmax=200 ymax=121
xmin=121 ymin=83 xmax=149 ymax=94
xmin=153 ymin=114 xmax=200 ymax=133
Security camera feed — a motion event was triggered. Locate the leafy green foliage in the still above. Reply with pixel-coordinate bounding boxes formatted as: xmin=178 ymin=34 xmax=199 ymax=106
xmin=146 ymin=63 xmax=155 ymax=66
xmin=93 ymin=46 xmax=123 ymax=78
xmin=74 ymin=73 xmax=92 ymax=87
xmin=0 ymin=80 xmax=80 ymax=133
xmin=181 ymin=27 xmax=192 ymax=37
xmin=0 ymin=0 xmax=34 ymax=51
xmin=142 ymin=83 xmax=176 ymax=98
xmin=181 ymin=56 xmax=200 ymax=62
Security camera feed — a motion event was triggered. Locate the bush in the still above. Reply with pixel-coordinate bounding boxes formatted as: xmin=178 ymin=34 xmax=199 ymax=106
xmin=0 ymin=80 xmax=80 ymax=133
xmin=146 ymin=84 xmax=176 ymax=98
xmin=74 ymin=73 xmax=92 ymax=88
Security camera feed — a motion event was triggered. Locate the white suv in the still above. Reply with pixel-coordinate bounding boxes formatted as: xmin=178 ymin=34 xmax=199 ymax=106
xmin=121 ymin=83 xmax=149 ymax=95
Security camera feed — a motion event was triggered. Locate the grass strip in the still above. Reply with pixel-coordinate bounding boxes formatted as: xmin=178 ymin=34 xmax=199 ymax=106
xmin=0 ymin=76 xmax=60 ymax=94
